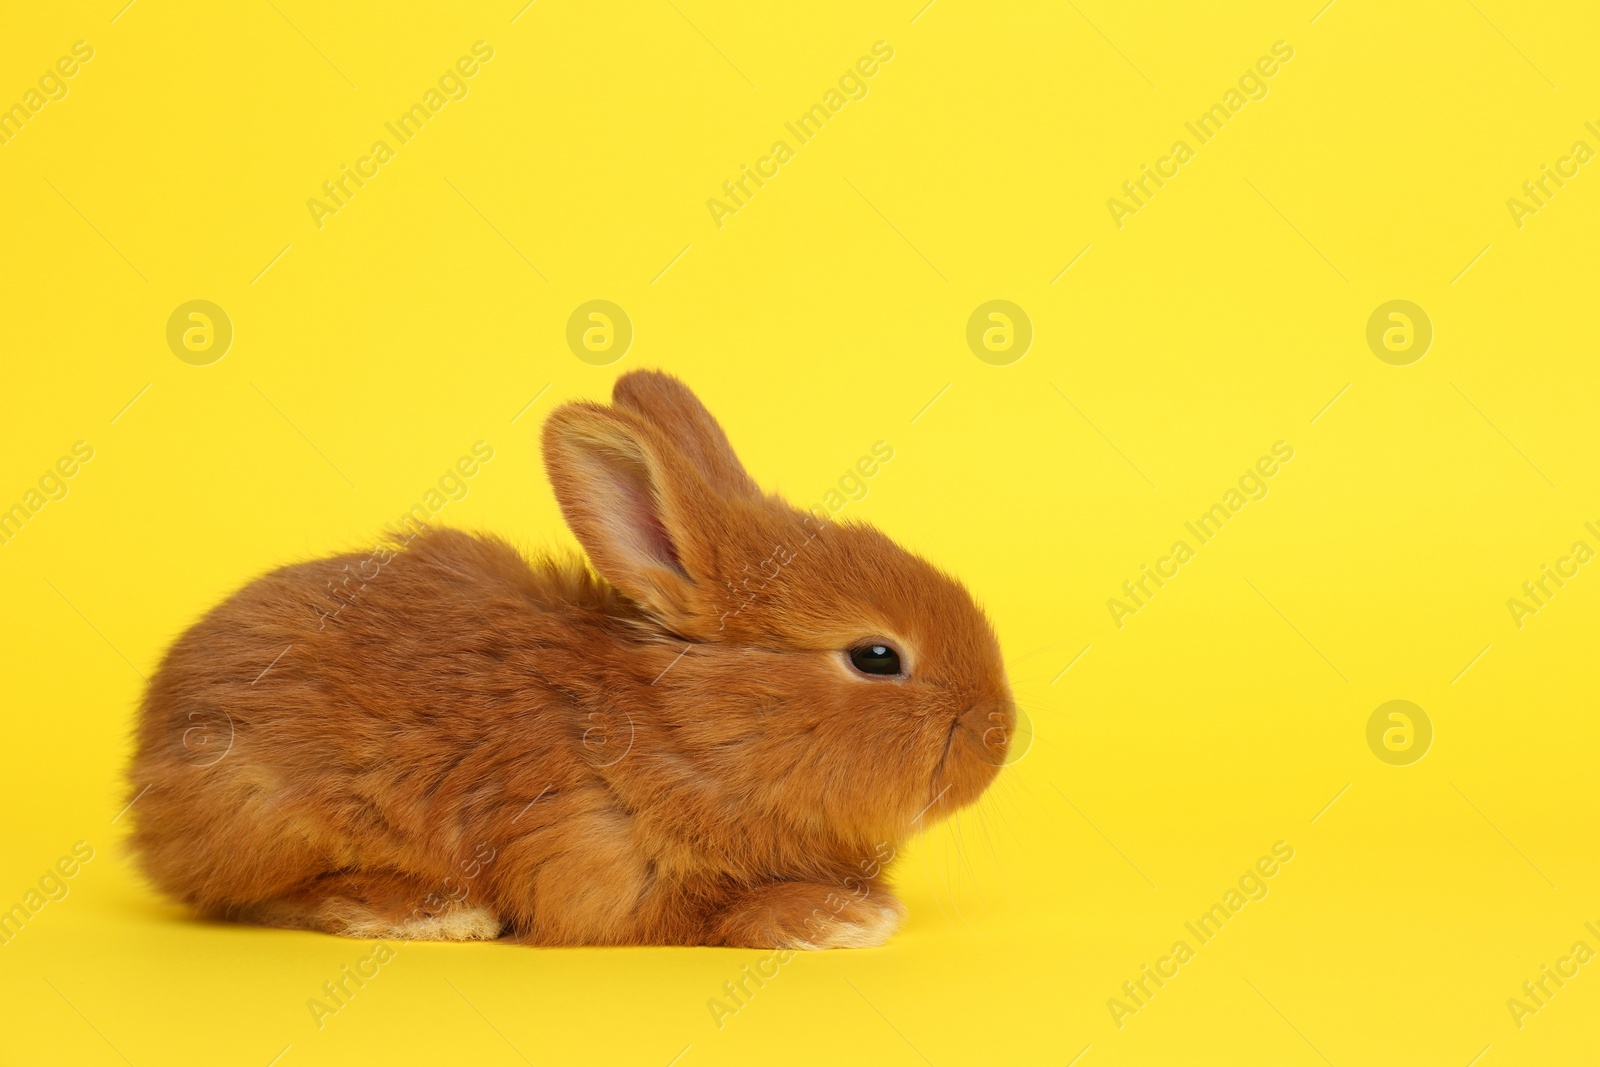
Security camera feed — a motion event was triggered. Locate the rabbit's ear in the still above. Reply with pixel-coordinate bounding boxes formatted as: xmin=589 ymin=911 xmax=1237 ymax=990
xmin=611 ymin=370 xmax=758 ymax=500
xmin=542 ymin=402 xmax=719 ymax=626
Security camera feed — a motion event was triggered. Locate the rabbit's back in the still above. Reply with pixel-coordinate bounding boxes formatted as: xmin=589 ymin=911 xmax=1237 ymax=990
xmin=126 ymin=529 xmax=610 ymax=912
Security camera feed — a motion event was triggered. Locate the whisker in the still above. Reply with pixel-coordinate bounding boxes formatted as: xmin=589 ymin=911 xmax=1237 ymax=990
xmin=1004 ymin=639 xmax=1070 ymax=670
xmin=949 ymin=814 xmax=975 ymax=898
xmin=919 ymin=839 xmax=958 ymax=930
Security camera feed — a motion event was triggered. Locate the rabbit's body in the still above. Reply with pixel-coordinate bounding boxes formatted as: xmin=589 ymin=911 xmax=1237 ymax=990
xmin=128 ymin=372 xmax=1012 ymax=948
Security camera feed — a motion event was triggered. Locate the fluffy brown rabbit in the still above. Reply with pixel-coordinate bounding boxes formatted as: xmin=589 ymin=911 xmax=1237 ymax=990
xmin=126 ymin=370 xmax=1015 ymax=948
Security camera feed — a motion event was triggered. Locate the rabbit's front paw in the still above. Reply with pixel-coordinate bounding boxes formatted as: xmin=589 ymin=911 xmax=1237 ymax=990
xmin=715 ymin=882 xmax=906 ymax=949
xmin=791 ymin=896 xmax=905 ymax=949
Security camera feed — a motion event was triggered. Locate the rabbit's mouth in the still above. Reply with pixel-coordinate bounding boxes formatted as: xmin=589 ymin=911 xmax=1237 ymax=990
xmin=931 ymin=712 xmax=964 ymax=781
xmin=926 ymin=700 xmax=1013 ymax=812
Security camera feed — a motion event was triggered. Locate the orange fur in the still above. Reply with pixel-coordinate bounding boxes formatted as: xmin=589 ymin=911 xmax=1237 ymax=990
xmin=126 ymin=371 xmax=1014 ymax=948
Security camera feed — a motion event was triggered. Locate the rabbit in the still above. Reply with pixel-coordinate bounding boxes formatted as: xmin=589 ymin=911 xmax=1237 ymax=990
xmin=126 ymin=370 xmax=1015 ymax=948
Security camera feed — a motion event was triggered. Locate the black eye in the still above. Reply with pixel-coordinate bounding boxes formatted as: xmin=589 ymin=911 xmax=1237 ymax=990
xmin=849 ymin=643 xmax=902 ymax=676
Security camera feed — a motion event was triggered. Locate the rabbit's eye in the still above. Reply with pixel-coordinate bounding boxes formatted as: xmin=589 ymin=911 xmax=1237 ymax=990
xmin=849 ymin=643 xmax=902 ymax=676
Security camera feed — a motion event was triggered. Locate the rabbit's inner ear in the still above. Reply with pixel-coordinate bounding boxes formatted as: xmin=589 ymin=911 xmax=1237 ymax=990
xmin=543 ymin=406 xmax=701 ymax=624
xmin=593 ymin=453 xmax=685 ymax=576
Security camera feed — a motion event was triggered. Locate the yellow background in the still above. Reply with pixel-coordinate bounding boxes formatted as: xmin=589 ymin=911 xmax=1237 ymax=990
xmin=2 ymin=1 xmax=1597 ymax=1064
